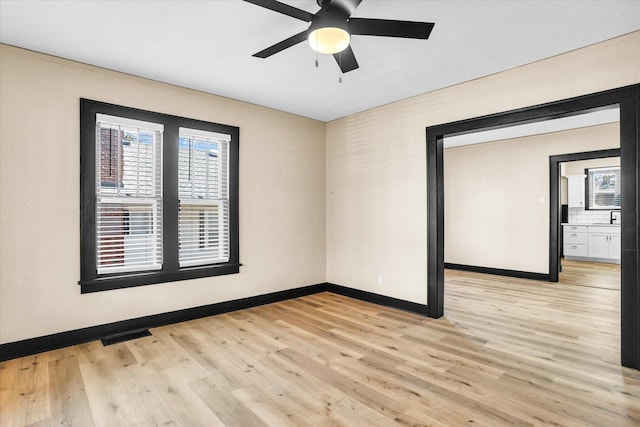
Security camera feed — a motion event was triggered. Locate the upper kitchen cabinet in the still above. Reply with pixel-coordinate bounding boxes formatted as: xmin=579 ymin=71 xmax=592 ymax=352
xmin=567 ymin=174 xmax=586 ymax=208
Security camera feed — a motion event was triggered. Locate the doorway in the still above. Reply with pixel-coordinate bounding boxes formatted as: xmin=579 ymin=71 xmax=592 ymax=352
xmin=552 ymin=149 xmax=621 ymax=279
xmin=426 ymin=84 xmax=640 ymax=369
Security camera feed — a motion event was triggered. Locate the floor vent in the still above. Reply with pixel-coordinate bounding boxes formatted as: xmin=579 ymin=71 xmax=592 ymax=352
xmin=101 ymin=329 xmax=152 ymax=346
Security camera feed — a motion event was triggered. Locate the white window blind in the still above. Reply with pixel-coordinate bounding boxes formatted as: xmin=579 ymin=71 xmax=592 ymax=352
xmin=588 ymin=166 xmax=621 ymax=209
xmin=95 ymin=114 xmax=163 ymax=274
xmin=178 ymin=127 xmax=230 ymax=267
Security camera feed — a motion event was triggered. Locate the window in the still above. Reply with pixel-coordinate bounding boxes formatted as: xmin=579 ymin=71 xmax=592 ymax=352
xmin=80 ymin=99 xmax=239 ymax=293
xmin=95 ymin=114 xmax=163 ymax=274
xmin=586 ymin=166 xmax=621 ymax=210
xmin=178 ymin=128 xmax=230 ymax=267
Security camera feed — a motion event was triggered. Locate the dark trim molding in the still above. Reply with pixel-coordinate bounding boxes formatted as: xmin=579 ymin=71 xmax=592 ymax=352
xmin=444 ymin=263 xmax=550 ymax=282
xmin=0 ymin=283 xmax=428 ymax=362
xmin=549 ymin=148 xmax=621 ymax=282
xmin=80 ymin=99 xmax=241 ymax=293
xmin=326 ymin=283 xmax=429 ymax=316
xmin=427 ymin=84 xmax=640 ymax=369
xmin=0 ymin=283 xmax=325 ymax=362
xmin=426 ymin=130 xmax=444 ymax=318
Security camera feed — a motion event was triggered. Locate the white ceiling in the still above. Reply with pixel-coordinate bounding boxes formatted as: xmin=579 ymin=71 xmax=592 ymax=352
xmin=444 ymin=107 xmax=620 ymax=148
xmin=1 ymin=1 xmax=639 ymax=122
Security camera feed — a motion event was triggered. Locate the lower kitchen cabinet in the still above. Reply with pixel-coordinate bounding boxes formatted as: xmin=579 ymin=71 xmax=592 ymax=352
xmin=588 ymin=234 xmax=612 ymax=258
xmin=563 ymin=224 xmax=620 ymax=264
xmin=563 ymin=225 xmax=587 ymax=257
xmin=610 ymin=234 xmax=622 ymax=259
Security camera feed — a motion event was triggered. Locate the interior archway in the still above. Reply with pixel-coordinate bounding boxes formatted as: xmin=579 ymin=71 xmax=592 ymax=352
xmin=426 ymin=84 xmax=639 ymax=369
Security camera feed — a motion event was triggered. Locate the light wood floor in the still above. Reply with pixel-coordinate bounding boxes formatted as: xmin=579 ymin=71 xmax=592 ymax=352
xmin=558 ymin=258 xmax=621 ymax=290
xmin=2 ymin=260 xmax=639 ymax=426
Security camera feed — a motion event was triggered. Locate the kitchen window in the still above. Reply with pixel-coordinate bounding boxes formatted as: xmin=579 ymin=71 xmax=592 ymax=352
xmin=586 ymin=166 xmax=621 ymax=210
xmin=80 ymin=99 xmax=239 ymax=293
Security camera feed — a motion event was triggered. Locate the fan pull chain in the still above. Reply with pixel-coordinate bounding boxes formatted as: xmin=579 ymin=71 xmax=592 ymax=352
xmin=315 ymin=35 xmax=319 ymax=68
xmin=338 ymin=52 xmax=343 ymax=83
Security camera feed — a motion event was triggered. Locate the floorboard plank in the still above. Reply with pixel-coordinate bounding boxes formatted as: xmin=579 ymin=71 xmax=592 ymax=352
xmin=1 ymin=259 xmax=638 ymax=426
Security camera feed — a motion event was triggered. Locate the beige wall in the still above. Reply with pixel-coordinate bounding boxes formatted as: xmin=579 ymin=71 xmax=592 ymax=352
xmin=326 ymin=31 xmax=639 ymax=303
xmin=444 ymin=124 xmax=619 ymax=273
xmin=0 ymin=45 xmax=326 ymax=344
xmin=1 ymin=31 xmax=639 ymax=344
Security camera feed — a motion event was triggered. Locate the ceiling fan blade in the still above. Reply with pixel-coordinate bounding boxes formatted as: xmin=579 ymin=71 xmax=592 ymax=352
xmin=333 ymin=45 xmax=359 ymax=73
xmin=244 ymin=0 xmax=314 ymax=22
xmin=253 ymin=30 xmax=309 ymax=58
xmin=349 ymin=18 xmax=435 ymax=39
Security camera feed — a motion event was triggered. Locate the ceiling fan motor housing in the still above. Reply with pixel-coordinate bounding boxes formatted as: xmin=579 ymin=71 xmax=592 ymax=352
xmin=317 ymin=0 xmax=359 ymax=17
xmin=308 ymin=0 xmax=353 ymax=54
xmin=308 ymin=12 xmax=350 ymax=34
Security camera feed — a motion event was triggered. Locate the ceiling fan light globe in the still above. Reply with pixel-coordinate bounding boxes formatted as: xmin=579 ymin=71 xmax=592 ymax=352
xmin=309 ymin=27 xmax=350 ymax=54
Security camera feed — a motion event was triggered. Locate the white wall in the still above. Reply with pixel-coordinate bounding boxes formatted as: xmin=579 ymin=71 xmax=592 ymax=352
xmin=326 ymin=31 xmax=640 ymax=304
xmin=0 ymin=45 xmax=326 ymax=344
xmin=444 ymin=124 xmax=619 ymax=273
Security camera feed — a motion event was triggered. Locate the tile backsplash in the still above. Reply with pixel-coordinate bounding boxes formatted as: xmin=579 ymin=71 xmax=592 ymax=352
xmin=568 ymin=208 xmax=619 ymax=224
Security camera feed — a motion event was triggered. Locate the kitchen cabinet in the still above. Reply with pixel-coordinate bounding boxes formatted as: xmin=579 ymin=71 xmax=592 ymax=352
xmin=567 ymin=174 xmax=585 ymax=208
xmin=588 ymin=225 xmax=621 ymax=260
xmin=563 ymin=224 xmax=620 ymax=263
xmin=563 ymin=225 xmax=588 ymax=257
xmin=609 ymin=234 xmax=621 ymax=259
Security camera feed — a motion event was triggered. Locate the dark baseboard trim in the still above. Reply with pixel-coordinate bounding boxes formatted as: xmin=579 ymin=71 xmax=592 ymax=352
xmin=0 ymin=283 xmax=326 ymax=362
xmin=444 ymin=263 xmax=551 ymax=282
xmin=326 ymin=283 xmax=429 ymax=316
xmin=0 ymin=282 xmax=429 ymax=362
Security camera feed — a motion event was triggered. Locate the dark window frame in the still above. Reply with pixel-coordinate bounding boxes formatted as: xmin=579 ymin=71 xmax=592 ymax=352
xmin=584 ymin=165 xmax=622 ymax=211
xmin=80 ymin=99 xmax=240 ymax=293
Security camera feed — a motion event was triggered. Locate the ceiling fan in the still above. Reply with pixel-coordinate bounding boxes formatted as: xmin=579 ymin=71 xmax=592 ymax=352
xmin=244 ymin=0 xmax=435 ymax=73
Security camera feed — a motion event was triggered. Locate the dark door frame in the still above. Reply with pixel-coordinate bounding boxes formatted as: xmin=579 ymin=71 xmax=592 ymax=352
xmin=426 ymin=84 xmax=639 ymax=369
xmin=550 ymin=148 xmax=621 ymax=279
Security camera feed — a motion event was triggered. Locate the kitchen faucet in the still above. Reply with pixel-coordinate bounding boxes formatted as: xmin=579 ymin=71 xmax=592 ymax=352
xmin=610 ymin=210 xmax=620 ymax=224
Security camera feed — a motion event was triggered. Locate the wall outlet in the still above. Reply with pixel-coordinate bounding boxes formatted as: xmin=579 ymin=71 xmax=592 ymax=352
xmin=377 ymin=274 xmax=383 ymax=285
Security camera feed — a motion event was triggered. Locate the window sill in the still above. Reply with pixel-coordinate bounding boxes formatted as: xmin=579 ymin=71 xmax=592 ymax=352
xmin=79 ymin=263 xmax=241 ymax=293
